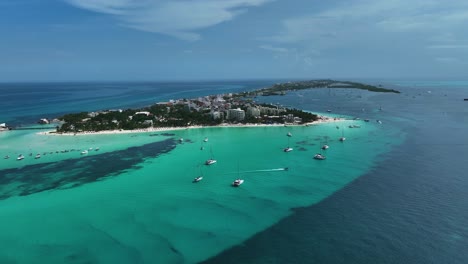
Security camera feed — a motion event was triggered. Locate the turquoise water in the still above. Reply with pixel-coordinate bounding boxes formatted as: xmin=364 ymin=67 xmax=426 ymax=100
xmin=0 ymin=116 xmax=403 ymax=263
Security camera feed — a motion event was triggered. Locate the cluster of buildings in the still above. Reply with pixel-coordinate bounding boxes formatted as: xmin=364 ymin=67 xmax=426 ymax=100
xmin=159 ymin=93 xmax=293 ymax=122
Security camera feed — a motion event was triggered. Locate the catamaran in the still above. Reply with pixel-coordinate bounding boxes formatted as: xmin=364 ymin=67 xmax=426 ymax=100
xmin=314 ymin=153 xmax=326 ymax=160
xmin=232 ymin=162 xmax=244 ymax=187
xmin=193 ymin=166 xmax=203 ymax=183
xmin=339 ymin=126 xmax=346 ymax=142
xmin=321 ymin=135 xmax=330 ymax=150
xmin=284 ymin=136 xmax=293 ymax=152
xmin=205 ymin=147 xmax=217 ymax=165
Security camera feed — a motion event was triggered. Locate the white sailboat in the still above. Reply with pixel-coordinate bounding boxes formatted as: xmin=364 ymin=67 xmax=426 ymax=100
xmin=205 ymin=147 xmax=217 ymax=165
xmin=193 ymin=166 xmax=203 ymax=183
xmin=321 ymin=136 xmax=329 ymax=150
xmin=284 ymin=136 xmax=293 ymax=152
xmin=339 ymin=126 xmax=346 ymax=142
xmin=313 ymin=153 xmax=326 ymax=160
xmin=232 ymin=161 xmax=244 ymax=187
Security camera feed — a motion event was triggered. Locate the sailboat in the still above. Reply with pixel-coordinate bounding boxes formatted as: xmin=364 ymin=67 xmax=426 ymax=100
xmin=313 ymin=153 xmax=326 ymax=160
xmin=232 ymin=161 xmax=244 ymax=187
xmin=283 ymin=136 xmax=293 ymax=152
xmin=205 ymin=147 xmax=217 ymax=165
xmin=193 ymin=165 xmax=203 ymax=183
xmin=339 ymin=126 xmax=346 ymax=142
xmin=321 ymin=136 xmax=329 ymax=150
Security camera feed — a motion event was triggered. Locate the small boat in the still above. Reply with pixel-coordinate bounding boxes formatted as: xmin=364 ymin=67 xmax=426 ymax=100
xmin=283 ymin=147 xmax=293 ymax=152
xmin=205 ymin=147 xmax=217 ymax=165
xmin=313 ymin=153 xmax=326 ymax=160
xmin=232 ymin=179 xmax=244 ymax=187
xmin=203 ymin=137 xmax=208 ymax=142
xmin=205 ymin=159 xmax=217 ymax=165
xmin=287 ymin=132 xmax=292 ymax=137
xmin=193 ymin=176 xmax=203 ymax=183
xmin=81 ymin=150 xmax=88 ymax=155
xmin=327 ymin=110 xmax=332 ymax=112
xmin=339 ymin=126 xmax=346 ymax=141
xmin=179 ymin=138 xmax=184 ymax=142
xmin=95 ymin=147 xmax=100 ymax=151
xmin=377 ymin=120 xmax=382 ymax=124
xmin=35 ymin=154 xmax=41 ymax=159
xmin=364 ymin=119 xmax=370 ymax=122
xmin=4 ymin=155 xmax=9 ymax=159
xmin=17 ymin=154 xmax=24 ymax=161
xmin=321 ymin=144 xmax=329 ymax=150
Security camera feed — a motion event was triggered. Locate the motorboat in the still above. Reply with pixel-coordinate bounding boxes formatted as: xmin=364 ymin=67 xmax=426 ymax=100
xmin=283 ymin=147 xmax=293 ymax=152
xmin=287 ymin=132 xmax=292 ymax=137
xmin=193 ymin=176 xmax=203 ymax=183
xmin=81 ymin=150 xmax=88 ymax=155
xmin=377 ymin=120 xmax=383 ymax=124
xmin=17 ymin=154 xmax=24 ymax=160
xmin=232 ymin=179 xmax=244 ymax=187
xmin=35 ymin=154 xmax=41 ymax=159
xmin=179 ymin=138 xmax=184 ymax=142
xmin=339 ymin=137 xmax=346 ymax=142
xmin=4 ymin=155 xmax=9 ymax=159
xmin=313 ymin=153 xmax=326 ymax=160
xmin=321 ymin=144 xmax=329 ymax=150
xmin=205 ymin=159 xmax=217 ymax=165
xmin=204 ymin=137 xmax=208 ymax=142
xmin=364 ymin=119 xmax=370 ymax=122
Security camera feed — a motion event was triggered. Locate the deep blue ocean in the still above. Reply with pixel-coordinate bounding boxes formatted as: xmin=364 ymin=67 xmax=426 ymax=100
xmin=1 ymin=80 xmax=468 ymax=263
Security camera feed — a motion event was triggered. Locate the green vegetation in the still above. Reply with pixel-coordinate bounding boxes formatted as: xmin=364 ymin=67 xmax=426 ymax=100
xmin=257 ymin=79 xmax=400 ymax=96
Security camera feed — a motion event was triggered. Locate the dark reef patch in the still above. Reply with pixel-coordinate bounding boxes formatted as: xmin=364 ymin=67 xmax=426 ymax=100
xmin=0 ymin=138 xmax=176 ymax=200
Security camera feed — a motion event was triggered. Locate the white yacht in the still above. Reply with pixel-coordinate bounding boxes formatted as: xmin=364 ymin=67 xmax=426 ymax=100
xmin=313 ymin=153 xmax=326 ymax=160
xmin=284 ymin=147 xmax=293 ymax=152
xmin=17 ymin=154 xmax=24 ymax=160
xmin=205 ymin=147 xmax=217 ymax=165
xmin=193 ymin=176 xmax=203 ymax=183
xmin=232 ymin=179 xmax=244 ymax=187
xmin=205 ymin=159 xmax=217 ymax=165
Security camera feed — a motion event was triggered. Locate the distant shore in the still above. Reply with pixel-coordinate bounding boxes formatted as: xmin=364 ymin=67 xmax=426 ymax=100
xmin=38 ymin=115 xmax=344 ymax=136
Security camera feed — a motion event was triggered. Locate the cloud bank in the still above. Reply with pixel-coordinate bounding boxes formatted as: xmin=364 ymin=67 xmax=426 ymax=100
xmin=65 ymin=0 xmax=271 ymax=41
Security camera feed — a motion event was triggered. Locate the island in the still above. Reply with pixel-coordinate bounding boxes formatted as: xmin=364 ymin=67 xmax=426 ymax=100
xmin=52 ymin=80 xmax=398 ymax=134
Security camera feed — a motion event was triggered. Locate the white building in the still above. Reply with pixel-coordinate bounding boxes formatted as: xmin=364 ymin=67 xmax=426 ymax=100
xmin=227 ymin=108 xmax=245 ymax=121
xmin=246 ymin=107 xmax=261 ymax=118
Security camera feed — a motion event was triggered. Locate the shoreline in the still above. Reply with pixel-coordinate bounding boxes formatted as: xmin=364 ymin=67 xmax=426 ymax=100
xmin=38 ymin=115 xmax=345 ymax=136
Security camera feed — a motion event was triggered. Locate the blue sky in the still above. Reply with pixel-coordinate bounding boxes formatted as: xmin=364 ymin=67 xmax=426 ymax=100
xmin=1 ymin=0 xmax=468 ymax=81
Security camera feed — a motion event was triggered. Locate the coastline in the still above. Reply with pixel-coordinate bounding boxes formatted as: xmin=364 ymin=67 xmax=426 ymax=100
xmin=38 ymin=115 xmax=345 ymax=136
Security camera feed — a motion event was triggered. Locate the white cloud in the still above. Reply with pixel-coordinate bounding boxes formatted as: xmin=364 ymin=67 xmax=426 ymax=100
xmin=65 ymin=0 xmax=272 ymax=41
xmin=266 ymin=0 xmax=468 ymax=44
